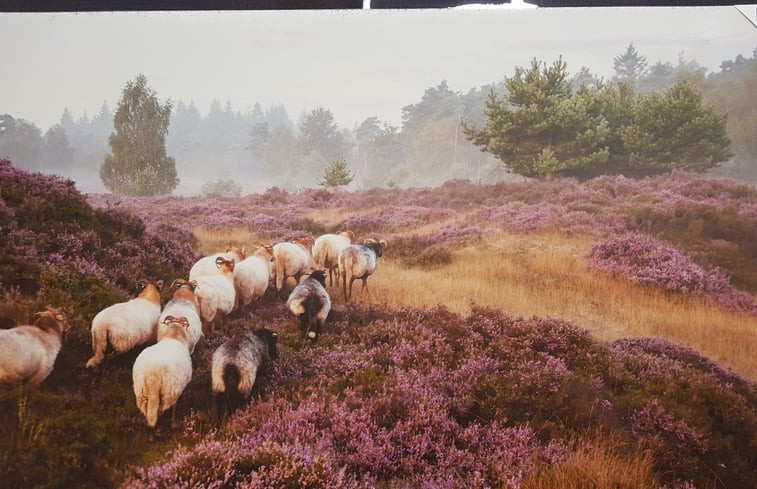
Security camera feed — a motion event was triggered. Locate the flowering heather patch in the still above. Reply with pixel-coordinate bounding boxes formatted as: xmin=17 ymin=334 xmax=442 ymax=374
xmin=611 ymin=336 xmax=757 ymax=484
xmin=124 ymin=302 xmax=757 ymax=488
xmin=0 ymin=159 xmax=197 ymax=317
xmin=337 ymin=205 xmax=456 ymax=234
xmin=587 ymin=234 xmax=755 ymax=314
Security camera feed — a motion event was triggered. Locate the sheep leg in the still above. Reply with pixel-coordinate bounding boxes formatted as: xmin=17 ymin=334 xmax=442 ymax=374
xmin=361 ymin=277 xmax=369 ymax=295
xmin=347 ymin=277 xmax=356 ymax=302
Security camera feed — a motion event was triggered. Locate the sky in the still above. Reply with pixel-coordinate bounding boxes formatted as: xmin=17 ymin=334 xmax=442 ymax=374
xmin=0 ymin=6 xmax=755 ymax=132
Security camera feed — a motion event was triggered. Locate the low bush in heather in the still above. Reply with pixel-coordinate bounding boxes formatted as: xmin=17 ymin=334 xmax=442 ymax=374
xmin=587 ymin=234 xmax=755 ymax=314
xmin=388 ymin=225 xmax=490 ymax=266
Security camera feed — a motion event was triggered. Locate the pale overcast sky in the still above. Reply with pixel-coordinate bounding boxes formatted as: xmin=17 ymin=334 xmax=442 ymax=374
xmin=0 ymin=6 xmax=755 ymax=132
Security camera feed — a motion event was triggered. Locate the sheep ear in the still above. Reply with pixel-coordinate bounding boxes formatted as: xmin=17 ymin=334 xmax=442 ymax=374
xmin=155 ymin=280 xmax=164 ymax=290
xmin=379 ymin=239 xmax=388 ymax=249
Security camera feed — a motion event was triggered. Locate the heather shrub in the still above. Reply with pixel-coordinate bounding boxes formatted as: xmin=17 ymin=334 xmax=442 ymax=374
xmin=587 ymin=234 xmax=754 ymax=314
xmin=611 ymin=337 xmax=757 ymax=487
xmin=0 ymin=160 xmax=196 ymax=313
xmin=337 ymin=206 xmax=455 ymax=233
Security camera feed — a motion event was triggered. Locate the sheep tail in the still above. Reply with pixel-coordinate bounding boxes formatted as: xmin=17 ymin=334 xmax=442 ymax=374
xmin=223 ymin=363 xmax=242 ymax=396
xmin=136 ymin=379 xmax=162 ymax=428
xmin=85 ymin=326 xmax=108 ymax=368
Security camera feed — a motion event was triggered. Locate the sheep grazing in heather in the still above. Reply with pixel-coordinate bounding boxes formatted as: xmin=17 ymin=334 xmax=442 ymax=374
xmin=86 ymin=279 xmax=164 ymax=368
xmin=273 ymin=236 xmax=315 ymax=295
xmin=339 ymin=239 xmax=387 ymax=302
xmin=234 ymin=243 xmax=274 ymax=311
xmin=211 ymin=328 xmax=278 ymax=413
xmin=189 ymin=246 xmax=246 ymax=281
xmin=0 ymin=306 xmax=69 ymax=387
xmin=158 ymin=279 xmax=203 ymax=354
xmin=286 ymin=270 xmax=331 ymax=339
xmin=132 ymin=315 xmax=193 ymax=430
xmin=313 ymin=231 xmax=356 ymax=287
xmin=194 ymin=257 xmax=236 ymax=334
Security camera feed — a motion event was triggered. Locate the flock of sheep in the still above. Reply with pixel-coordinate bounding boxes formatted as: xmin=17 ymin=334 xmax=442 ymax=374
xmin=0 ymin=231 xmax=387 ymax=431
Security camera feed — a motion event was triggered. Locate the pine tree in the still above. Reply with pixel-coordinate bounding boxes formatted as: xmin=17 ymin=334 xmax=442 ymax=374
xmin=100 ymin=74 xmax=178 ymax=196
xmin=622 ymin=80 xmax=731 ymax=174
xmin=462 ymin=57 xmax=611 ymax=179
xmin=613 ymin=43 xmax=648 ymax=86
xmin=318 ymin=156 xmax=354 ymax=188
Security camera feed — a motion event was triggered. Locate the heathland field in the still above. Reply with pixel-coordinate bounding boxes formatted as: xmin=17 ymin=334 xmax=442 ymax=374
xmin=2 ymin=160 xmax=757 ymax=488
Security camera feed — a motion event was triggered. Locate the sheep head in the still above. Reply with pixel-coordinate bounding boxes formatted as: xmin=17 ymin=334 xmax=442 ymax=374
xmin=163 ymin=315 xmax=189 ymax=328
xmin=171 ymin=278 xmax=198 ymax=291
xmin=294 ymin=236 xmax=314 ymax=251
xmin=339 ymin=230 xmax=356 ymax=242
xmin=254 ymin=328 xmax=279 ymax=361
xmin=215 ymin=256 xmax=235 ymax=273
xmin=226 ymin=246 xmax=246 ymax=262
xmin=137 ymin=280 xmax=164 ymax=303
xmin=35 ymin=305 xmax=69 ymax=333
xmin=309 ymin=270 xmax=327 ymax=287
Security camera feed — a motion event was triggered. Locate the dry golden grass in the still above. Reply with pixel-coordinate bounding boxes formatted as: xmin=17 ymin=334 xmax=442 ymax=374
xmin=192 ymin=227 xmax=268 ymax=255
xmin=196 ymin=227 xmax=757 ymax=381
xmin=520 ymin=432 xmax=659 ymax=489
xmin=355 ymin=232 xmax=757 ymax=381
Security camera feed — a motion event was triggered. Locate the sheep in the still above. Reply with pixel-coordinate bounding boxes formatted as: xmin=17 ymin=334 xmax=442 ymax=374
xmin=194 ymin=257 xmax=236 ymax=334
xmin=234 ymin=243 xmax=274 ymax=311
xmin=273 ymin=237 xmax=315 ymax=294
xmin=132 ymin=315 xmax=193 ymax=430
xmin=339 ymin=239 xmax=387 ymax=302
xmin=312 ymin=231 xmax=355 ymax=287
xmin=189 ymin=246 xmax=246 ymax=280
xmin=286 ymin=270 xmax=331 ymax=339
xmin=158 ymin=279 xmax=203 ymax=354
xmin=0 ymin=306 xmax=69 ymax=387
xmin=211 ymin=328 xmax=278 ymax=413
xmin=86 ymin=279 xmax=164 ymax=368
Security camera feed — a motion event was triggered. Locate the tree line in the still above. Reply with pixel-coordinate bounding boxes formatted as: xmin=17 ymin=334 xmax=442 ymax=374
xmin=0 ymin=44 xmax=754 ymax=195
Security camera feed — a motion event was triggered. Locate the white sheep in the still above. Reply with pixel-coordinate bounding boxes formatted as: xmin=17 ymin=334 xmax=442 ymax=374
xmin=0 ymin=306 xmax=69 ymax=387
xmin=132 ymin=315 xmax=193 ymax=429
xmin=86 ymin=280 xmax=164 ymax=368
xmin=286 ymin=270 xmax=331 ymax=339
xmin=158 ymin=279 xmax=203 ymax=354
xmin=339 ymin=239 xmax=387 ymax=302
xmin=194 ymin=257 xmax=236 ymax=333
xmin=312 ymin=231 xmax=355 ymax=287
xmin=211 ymin=328 xmax=278 ymax=413
xmin=189 ymin=246 xmax=246 ymax=280
xmin=234 ymin=243 xmax=274 ymax=311
xmin=273 ymin=237 xmax=315 ymax=294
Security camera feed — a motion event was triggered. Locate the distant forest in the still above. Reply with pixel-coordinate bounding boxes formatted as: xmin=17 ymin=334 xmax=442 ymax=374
xmin=1 ymin=45 xmax=755 ymax=194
